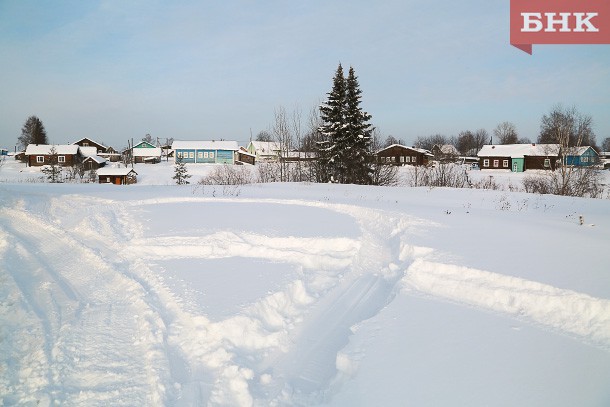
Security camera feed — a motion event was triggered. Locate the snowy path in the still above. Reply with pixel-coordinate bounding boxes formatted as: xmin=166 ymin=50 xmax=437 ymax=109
xmin=0 ymin=204 xmax=172 ymax=405
xmin=1 ymin=191 xmax=609 ymax=405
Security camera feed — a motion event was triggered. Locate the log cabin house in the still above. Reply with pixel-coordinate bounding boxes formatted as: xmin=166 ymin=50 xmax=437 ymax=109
xmin=376 ymin=144 xmax=433 ymax=166
xmin=477 ymin=144 xmax=560 ymax=172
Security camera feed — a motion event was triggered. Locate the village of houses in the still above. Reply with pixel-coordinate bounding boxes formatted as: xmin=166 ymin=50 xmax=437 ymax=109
xmin=1 ymin=137 xmax=608 ymax=185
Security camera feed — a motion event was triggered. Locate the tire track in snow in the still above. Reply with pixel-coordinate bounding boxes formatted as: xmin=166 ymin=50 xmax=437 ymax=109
xmin=120 ymin=196 xmax=426 ymax=406
xmin=0 ymin=206 xmax=172 ymax=405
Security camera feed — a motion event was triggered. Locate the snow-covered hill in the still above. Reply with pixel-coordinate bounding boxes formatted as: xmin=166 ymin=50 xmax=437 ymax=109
xmin=1 ymin=161 xmax=609 ymax=406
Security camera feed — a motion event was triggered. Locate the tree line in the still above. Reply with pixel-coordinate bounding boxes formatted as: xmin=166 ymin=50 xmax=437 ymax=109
xmin=16 ymin=64 xmax=610 ymax=188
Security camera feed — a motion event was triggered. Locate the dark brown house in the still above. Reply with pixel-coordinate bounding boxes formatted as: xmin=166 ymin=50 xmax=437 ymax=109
xmin=237 ymin=148 xmax=256 ymax=165
xmin=376 ymin=144 xmax=433 ymax=166
xmin=477 ymin=144 xmax=560 ymax=172
xmin=24 ymin=144 xmax=81 ymax=167
xmin=97 ymin=167 xmax=137 ymax=185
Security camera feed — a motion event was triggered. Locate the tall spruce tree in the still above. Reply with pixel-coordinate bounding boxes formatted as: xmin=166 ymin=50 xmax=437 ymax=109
xmin=317 ymin=63 xmax=346 ymax=183
xmin=316 ymin=64 xmax=373 ymax=184
xmin=343 ymin=66 xmax=373 ymax=184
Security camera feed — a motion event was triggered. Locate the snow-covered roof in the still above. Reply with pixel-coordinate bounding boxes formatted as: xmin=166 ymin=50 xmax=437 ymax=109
xmin=79 ymin=146 xmax=98 ymax=157
xmin=25 ymin=144 xmax=80 ymax=155
xmin=248 ymin=141 xmax=281 ymax=154
xmin=83 ymin=155 xmax=107 ymax=164
xmin=172 ymin=140 xmax=239 ymax=151
xmin=565 ymin=146 xmax=597 ymax=156
xmin=132 ymin=147 xmax=162 ymax=157
xmin=97 ymin=167 xmax=137 ymax=176
xmin=376 ymin=144 xmax=434 ymax=156
xmin=71 ymin=137 xmax=108 ymax=149
xmin=435 ymin=144 xmax=460 ymax=155
xmin=477 ymin=144 xmax=560 ymax=158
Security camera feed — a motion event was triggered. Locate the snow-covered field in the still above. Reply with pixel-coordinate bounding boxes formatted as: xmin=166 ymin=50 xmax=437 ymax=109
xmin=1 ymin=158 xmax=610 ymax=406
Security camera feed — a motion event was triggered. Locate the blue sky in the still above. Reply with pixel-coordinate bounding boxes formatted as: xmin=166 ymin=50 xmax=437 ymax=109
xmin=1 ymin=0 xmax=609 ymax=150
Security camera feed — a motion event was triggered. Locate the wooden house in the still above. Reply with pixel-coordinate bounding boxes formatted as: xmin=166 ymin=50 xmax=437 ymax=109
xmin=24 ymin=144 xmax=81 ymax=167
xmin=99 ymin=146 xmax=121 ymax=162
xmin=97 ymin=167 xmax=137 ymax=185
xmin=72 ymin=137 xmax=109 ymax=154
xmin=172 ymin=140 xmax=239 ymax=164
xmin=376 ymin=144 xmax=433 ymax=166
xmin=431 ymin=144 xmax=460 ymax=162
xmin=564 ymin=146 xmax=599 ymax=167
xmin=129 ymin=141 xmax=162 ymax=164
xmin=247 ymin=141 xmax=281 ymax=161
xmin=237 ymin=147 xmax=256 ymax=165
xmin=477 ymin=144 xmax=560 ymax=172
xmin=83 ymin=155 xmax=107 ymax=170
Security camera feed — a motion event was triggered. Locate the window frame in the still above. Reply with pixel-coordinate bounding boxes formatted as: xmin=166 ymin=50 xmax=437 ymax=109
xmin=483 ymin=159 xmax=489 ymax=167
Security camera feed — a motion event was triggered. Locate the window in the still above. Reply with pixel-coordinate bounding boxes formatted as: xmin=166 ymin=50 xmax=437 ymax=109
xmin=400 ymin=156 xmax=404 ymax=163
xmin=493 ymin=160 xmax=499 ymax=167
xmin=210 ymin=152 xmax=215 ymax=159
xmin=177 ymin=151 xmax=182 ymax=158
xmin=404 ymin=156 xmax=410 ymax=163
xmin=391 ymin=156 xmax=396 ymax=162
xmin=204 ymin=152 xmax=209 ymax=158
xmin=483 ymin=159 xmax=489 ymax=167
xmin=582 ymin=156 xmax=588 ymax=163
xmin=83 ymin=142 xmax=89 ymax=146
xmin=544 ymin=158 xmax=550 ymax=168
xmin=106 ymin=177 xmax=111 ymax=183
xmin=189 ymin=152 xmax=194 ymax=159
xmin=503 ymin=160 xmax=508 ymax=168
xmin=58 ymin=156 xmax=65 ymax=163
xmin=198 ymin=152 xmax=203 ymax=159
xmin=37 ymin=156 xmax=44 ymax=163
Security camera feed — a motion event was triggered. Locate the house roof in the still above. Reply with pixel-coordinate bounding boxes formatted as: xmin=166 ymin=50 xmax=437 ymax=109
xmin=25 ymin=144 xmax=80 ymax=155
xmin=97 ymin=167 xmax=137 ymax=176
xmin=376 ymin=144 xmax=434 ymax=156
xmin=477 ymin=144 xmax=560 ymax=158
xmin=172 ymin=140 xmax=239 ymax=151
xmin=248 ymin=141 xmax=281 ymax=154
xmin=83 ymin=155 xmax=107 ymax=164
xmin=79 ymin=146 xmax=98 ymax=157
xmin=71 ymin=137 xmax=108 ymax=149
xmin=133 ymin=141 xmax=157 ymax=149
xmin=434 ymin=144 xmax=460 ymax=155
xmin=132 ymin=147 xmax=162 ymax=157
xmin=566 ymin=146 xmax=598 ymax=156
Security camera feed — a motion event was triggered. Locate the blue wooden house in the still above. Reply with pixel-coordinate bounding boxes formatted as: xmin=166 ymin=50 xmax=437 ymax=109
xmin=563 ymin=146 xmax=598 ymax=167
xmin=172 ymin=140 xmax=239 ymax=164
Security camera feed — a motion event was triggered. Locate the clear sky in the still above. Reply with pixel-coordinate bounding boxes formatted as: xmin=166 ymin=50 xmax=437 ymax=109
xmin=1 ymin=0 xmax=609 ymax=150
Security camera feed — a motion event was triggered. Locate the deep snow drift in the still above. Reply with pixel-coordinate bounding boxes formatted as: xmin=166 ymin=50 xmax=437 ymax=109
xmin=1 ymin=160 xmax=609 ymax=406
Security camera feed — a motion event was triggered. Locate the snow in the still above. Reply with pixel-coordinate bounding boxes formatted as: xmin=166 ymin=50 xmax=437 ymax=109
xmin=96 ymin=167 xmax=137 ymax=176
xmin=24 ymin=144 xmax=80 ymax=155
xmin=478 ymin=143 xmax=560 ymax=158
xmin=172 ymin=140 xmax=240 ymax=151
xmin=1 ymin=159 xmax=610 ymax=406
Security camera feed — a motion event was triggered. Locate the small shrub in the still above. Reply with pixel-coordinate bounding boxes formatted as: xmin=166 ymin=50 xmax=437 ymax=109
xmin=199 ymin=165 xmax=252 ymax=185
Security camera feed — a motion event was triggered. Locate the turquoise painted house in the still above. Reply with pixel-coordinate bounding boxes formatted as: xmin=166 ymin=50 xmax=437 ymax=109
xmin=172 ymin=140 xmax=239 ymax=164
xmin=564 ymin=146 xmax=598 ymax=167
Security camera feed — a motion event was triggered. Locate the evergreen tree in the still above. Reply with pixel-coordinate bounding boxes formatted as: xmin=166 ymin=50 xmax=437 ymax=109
xmin=41 ymin=146 xmax=62 ymax=183
xmin=173 ymin=158 xmax=191 ymax=185
xmin=18 ymin=115 xmax=48 ymax=149
xmin=343 ymin=66 xmax=373 ymax=184
xmin=316 ymin=64 xmax=373 ymax=184
xmin=317 ymin=63 xmax=346 ymax=183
